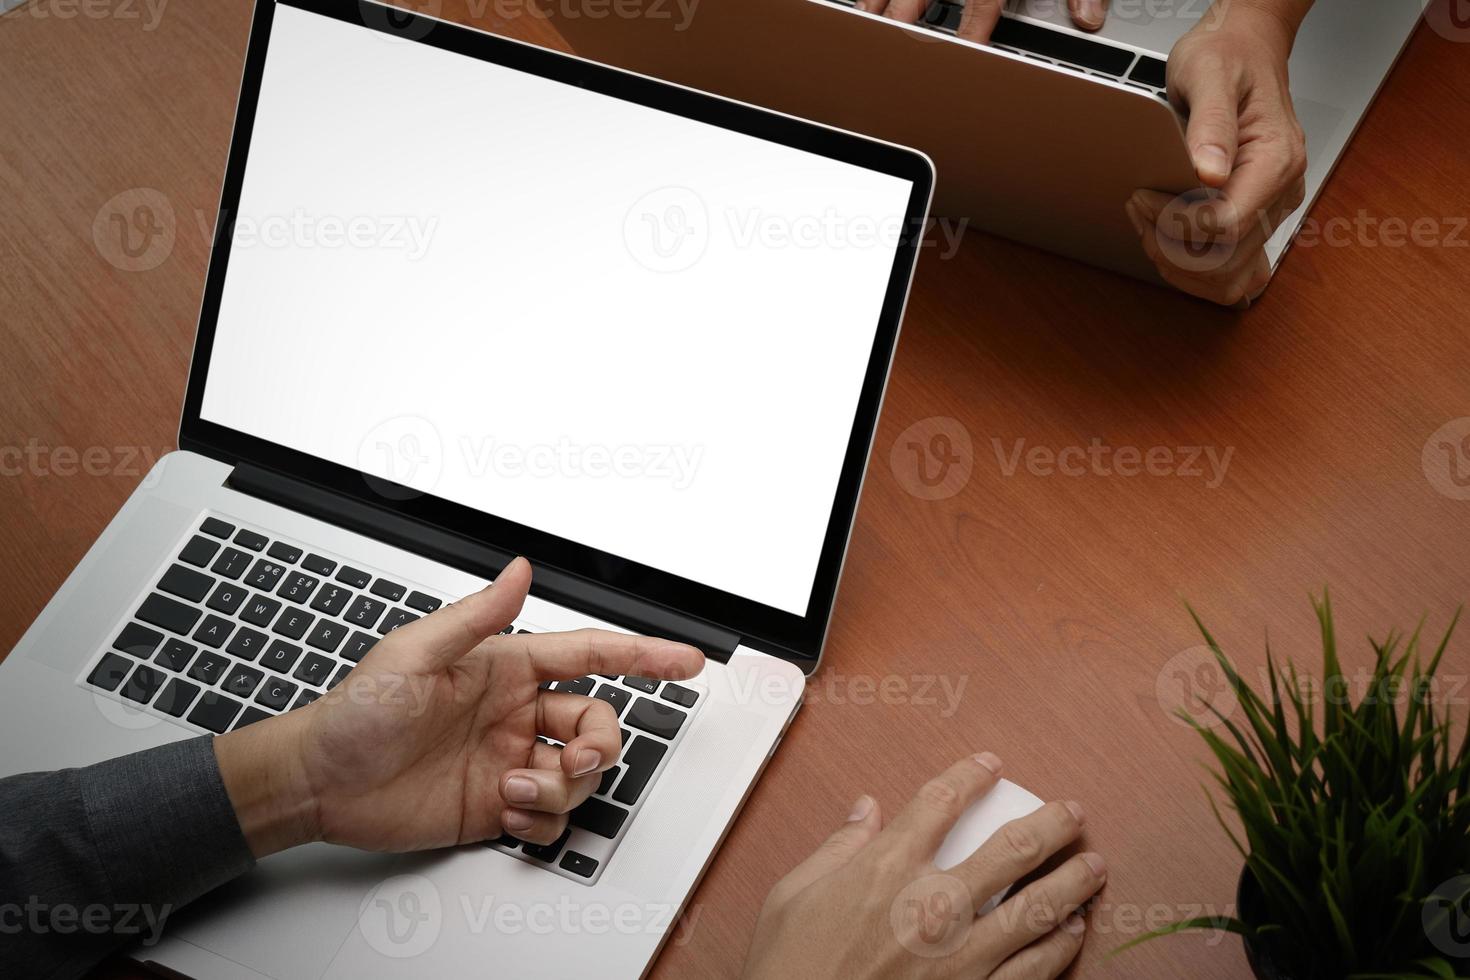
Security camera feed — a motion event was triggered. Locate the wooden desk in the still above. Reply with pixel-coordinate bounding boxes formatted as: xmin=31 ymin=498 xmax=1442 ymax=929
xmin=2 ymin=2 xmax=1467 ymax=977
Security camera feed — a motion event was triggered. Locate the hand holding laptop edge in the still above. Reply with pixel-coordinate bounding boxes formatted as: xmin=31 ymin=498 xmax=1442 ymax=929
xmin=873 ymin=0 xmax=1313 ymax=306
xmin=1125 ymin=0 xmax=1312 ymax=306
xmin=214 ymin=558 xmax=705 ymax=858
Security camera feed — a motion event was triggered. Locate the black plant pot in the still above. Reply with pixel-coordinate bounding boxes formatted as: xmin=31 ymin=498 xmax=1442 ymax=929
xmin=1237 ymin=868 xmax=1294 ymax=980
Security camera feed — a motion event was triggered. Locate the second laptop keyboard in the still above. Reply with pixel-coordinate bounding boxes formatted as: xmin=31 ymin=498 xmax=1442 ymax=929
xmin=827 ymin=0 xmax=1170 ymax=98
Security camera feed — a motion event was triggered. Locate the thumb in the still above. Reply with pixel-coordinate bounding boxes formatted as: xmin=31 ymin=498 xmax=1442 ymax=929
xmin=380 ymin=556 xmax=532 ymax=673
xmin=775 ymin=795 xmax=884 ymax=897
xmin=1171 ymin=60 xmax=1240 ymax=188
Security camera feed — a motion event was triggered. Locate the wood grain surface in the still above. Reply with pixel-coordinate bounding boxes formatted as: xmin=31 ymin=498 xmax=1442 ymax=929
xmin=2 ymin=1 xmax=1468 ymax=977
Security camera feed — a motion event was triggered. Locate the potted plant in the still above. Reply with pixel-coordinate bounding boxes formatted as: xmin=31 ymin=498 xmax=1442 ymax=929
xmin=1121 ymin=594 xmax=1470 ymax=978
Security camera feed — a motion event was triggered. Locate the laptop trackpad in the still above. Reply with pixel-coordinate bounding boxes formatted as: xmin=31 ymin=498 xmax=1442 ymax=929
xmin=154 ymin=843 xmax=403 ymax=980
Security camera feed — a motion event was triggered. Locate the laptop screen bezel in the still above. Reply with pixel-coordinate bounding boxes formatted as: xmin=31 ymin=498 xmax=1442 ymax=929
xmin=179 ymin=0 xmax=934 ymax=664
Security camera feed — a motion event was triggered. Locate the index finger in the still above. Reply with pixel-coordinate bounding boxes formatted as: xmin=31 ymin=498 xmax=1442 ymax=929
xmin=1068 ymin=0 xmax=1107 ymax=31
xmin=521 ymin=628 xmax=705 ymax=683
xmin=957 ymin=0 xmax=1003 ymax=42
xmin=879 ymin=753 xmax=1003 ymax=863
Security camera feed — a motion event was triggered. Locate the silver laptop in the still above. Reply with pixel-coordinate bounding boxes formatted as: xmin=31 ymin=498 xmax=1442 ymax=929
xmin=548 ymin=0 xmax=1425 ymax=286
xmin=0 ymin=1 xmax=932 ymax=975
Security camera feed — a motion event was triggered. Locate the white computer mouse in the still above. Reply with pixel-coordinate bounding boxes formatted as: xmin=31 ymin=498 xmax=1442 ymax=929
xmin=933 ymin=778 xmax=1045 ymax=913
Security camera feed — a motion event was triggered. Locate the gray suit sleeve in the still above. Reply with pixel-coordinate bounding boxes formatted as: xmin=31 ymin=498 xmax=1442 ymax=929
xmin=0 ymin=736 xmax=255 ymax=980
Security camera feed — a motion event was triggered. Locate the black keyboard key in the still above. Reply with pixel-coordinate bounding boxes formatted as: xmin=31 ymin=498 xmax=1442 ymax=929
xmin=623 ymin=676 xmax=659 ymax=694
xmin=155 ymin=678 xmax=200 ymax=716
xmin=261 ymin=640 xmax=302 ymax=674
xmin=211 ymin=547 xmax=252 ymax=580
xmin=989 ymin=16 xmax=1134 ymax=75
xmin=344 ymin=595 xmax=386 ymax=629
xmin=178 ymin=535 xmax=220 ymax=568
xmin=487 ymin=834 xmax=521 ymax=850
xmin=310 ymin=584 xmax=352 ymax=616
xmin=158 ymin=563 xmax=214 ymax=603
xmin=200 ymin=517 xmax=234 ymax=539
xmin=328 ymin=662 xmax=353 ymax=690
xmin=292 ymin=689 xmax=320 ymax=710
xmin=121 ymin=666 xmax=166 ymax=703
xmin=570 ymin=797 xmax=629 ymax=839
xmin=293 ymin=653 xmax=334 ymax=687
xmin=620 ymin=727 xmax=630 ymax=746
xmin=660 ymin=684 xmax=698 ymax=708
xmin=192 ymin=615 xmax=235 ymax=649
xmin=154 ymin=638 xmax=197 ymax=673
xmin=342 ymin=631 xmax=378 ymax=663
xmin=370 ymin=579 xmax=406 ymax=601
xmin=87 ymin=652 xmax=133 ymax=691
xmin=335 ymin=565 xmax=371 ymax=589
xmin=233 ymin=706 xmax=271 ymax=729
xmin=245 ymin=559 xmax=288 ymax=591
xmin=405 ymin=591 xmax=441 ymax=613
xmin=559 ymin=851 xmax=599 ymax=879
xmin=306 ymin=619 xmax=347 ymax=653
xmin=187 ymin=651 xmax=230 ymax=685
xmin=113 ymin=622 xmax=164 ymax=658
xmin=376 ymin=608 xmax=419 ymax=635
xmin=239 ymin=594 xmax=282 ymax=627
xmin=277 ymin=572 xmax=319 ymax=603
xmin=626 ymin=698 xmax=686 ymax=740
xmin=273 ymin=606 xmax=315 ymax=640
xmin=234 ymin=528 xmax=268 ymax=551
xmin=188 ymin=690 xmax=244 ymax=733
xmin=223 ymin=663 xmax=264 ymax=698
xmin=592 ymin=684 xmax=630 ymax=716
xmin=226 ymin=627 xmax=269 ymax=661
xmin=255 ymin=677 xmax=298 ymax=711
xmin=521 ymin=829 xmax=570 ymax=863
xmin=136 ymin=593 xmax=202 ymax=636
xmin=597 ymin=765 xmax=621 ymax=796
xmin=557 ymin=676 xmax=594 ymax=697
xmin=612 ymin=736 xmax=667 ymax=806
xmin=267 ymin=541 xmax=303 ymax=564
xmin=205 ymin=582 xmax=248 ymax=615
xmin=302 ymin=553 xmax=336 ymax=576
xmin=1129 ymin=54 xmax=1167 ymax=89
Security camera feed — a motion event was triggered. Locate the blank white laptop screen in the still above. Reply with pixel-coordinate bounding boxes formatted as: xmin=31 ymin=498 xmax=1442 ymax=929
xmin=200 ymin=5 xmax=915 ymax=616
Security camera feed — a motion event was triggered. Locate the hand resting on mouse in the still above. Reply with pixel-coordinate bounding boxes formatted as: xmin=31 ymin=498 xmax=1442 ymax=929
xmin=739 ymin=755 xmax=1104 ymax=980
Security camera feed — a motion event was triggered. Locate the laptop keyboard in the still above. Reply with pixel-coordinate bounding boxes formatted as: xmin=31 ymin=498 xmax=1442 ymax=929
xmin=80 ymin=513 xmax=704 ymax=886
xmin=827 ymin=0 xmax=1170 ymax=100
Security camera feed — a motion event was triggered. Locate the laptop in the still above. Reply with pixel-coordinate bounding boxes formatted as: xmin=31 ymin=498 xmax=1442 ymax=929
xmin=0 ymin=1 xmax=932 ymax=976
xmin=547 ymin=0 xmax=1426 ymax=286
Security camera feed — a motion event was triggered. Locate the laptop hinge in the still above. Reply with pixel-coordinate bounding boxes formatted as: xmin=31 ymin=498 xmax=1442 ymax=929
xmin=224 ymin=463 xmax=741 ymax=663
